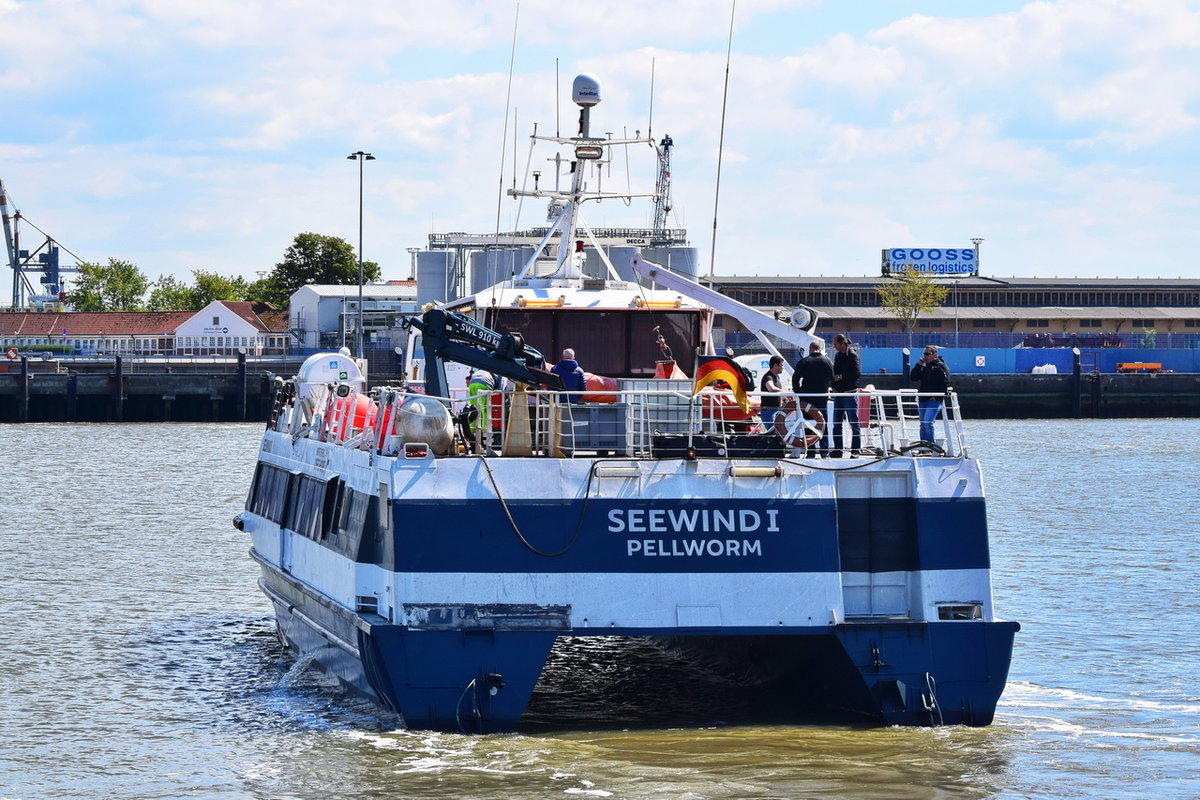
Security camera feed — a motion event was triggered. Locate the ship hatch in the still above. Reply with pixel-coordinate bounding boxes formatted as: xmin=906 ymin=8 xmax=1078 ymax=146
xmin=835 ymin=473 xmax=915 ymax=619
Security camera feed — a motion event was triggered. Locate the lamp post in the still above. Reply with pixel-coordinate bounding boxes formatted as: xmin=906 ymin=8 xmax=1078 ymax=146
xmin=952 ymin=278 xmax=961 ymax=348
xmin=347 ymin=150 xmax=376 ymax=358
xmin=966 ymin=237 xmax=983 ymax=348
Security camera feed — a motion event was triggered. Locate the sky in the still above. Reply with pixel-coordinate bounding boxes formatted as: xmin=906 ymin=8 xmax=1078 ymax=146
xmin=2 ymin=0 xmax=1199 ymax=294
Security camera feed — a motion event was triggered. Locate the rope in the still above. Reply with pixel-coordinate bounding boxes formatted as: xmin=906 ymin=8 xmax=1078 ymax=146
xmin=472 ymin=453 xmax=602 ymax=558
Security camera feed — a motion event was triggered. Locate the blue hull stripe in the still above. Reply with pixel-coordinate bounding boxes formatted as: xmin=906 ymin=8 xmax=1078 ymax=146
xmin=381 ymin=497 xmax=990 ymax=574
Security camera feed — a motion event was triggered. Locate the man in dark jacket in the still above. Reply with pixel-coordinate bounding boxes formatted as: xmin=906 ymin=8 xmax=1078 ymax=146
xmin=830 ymin=333 xmax=862 ymax=457
xmin=910 ymin=345 xmax=952 ymax=443
xmin=792 ymin=341 xmax=834 ymax=454
xmin=551 ymin=348 xmax=587 ymax=403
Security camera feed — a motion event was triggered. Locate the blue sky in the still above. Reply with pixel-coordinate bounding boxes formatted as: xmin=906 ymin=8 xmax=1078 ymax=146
xmin=2 ymin=0 xmax=1199 ymax=292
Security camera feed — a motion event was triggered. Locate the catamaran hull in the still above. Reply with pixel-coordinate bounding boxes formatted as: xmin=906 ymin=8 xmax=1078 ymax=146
xmin=256 ymin=557 xmax=1017 ymax=732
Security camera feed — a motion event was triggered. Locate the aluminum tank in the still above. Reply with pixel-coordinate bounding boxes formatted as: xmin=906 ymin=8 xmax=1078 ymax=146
xmin=416 ymin=251 xmax=456 ymax=307
xmin=471 ymin=248 xmax=531 ymax=293
xmin=639 ymin=246 xmax=701 ymax=287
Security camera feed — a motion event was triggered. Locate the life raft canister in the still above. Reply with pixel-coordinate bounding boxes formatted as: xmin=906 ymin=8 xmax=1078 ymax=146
xmin=328 ymin=391 xmax=377 ymax=441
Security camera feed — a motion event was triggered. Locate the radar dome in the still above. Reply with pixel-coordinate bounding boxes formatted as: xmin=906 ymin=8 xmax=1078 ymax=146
xmin=572 ymin=73 xmax=601 ymax=107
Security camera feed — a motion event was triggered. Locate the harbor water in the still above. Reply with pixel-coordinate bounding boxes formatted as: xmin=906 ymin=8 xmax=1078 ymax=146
xmin=2 ymin=419 xmax=1198 ymax=799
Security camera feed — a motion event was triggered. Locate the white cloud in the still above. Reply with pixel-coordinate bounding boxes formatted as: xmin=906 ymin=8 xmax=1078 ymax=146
xmin=1 ymin=0 xmax=1199 ymax=285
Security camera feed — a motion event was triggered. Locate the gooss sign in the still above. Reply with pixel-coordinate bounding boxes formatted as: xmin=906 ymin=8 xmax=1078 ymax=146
xmin=882 ymin=248 xmax=978 ymax=276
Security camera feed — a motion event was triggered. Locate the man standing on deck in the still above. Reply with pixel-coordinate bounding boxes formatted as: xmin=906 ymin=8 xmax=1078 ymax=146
xmin=830 ymin=333 xmax=863 ymax=458
xmin=911 ymin=345 xmax=952 ymax=444
xmin=759 ymin=355 xmax=786 ymax=423
xmin=551 ymin=348 xmax=587 ymax=403
xmin=792 ymin=341 xmax=834 ymax=455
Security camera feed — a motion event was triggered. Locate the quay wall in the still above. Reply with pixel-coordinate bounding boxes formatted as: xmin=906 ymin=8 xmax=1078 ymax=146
xmin=1 ymin=358 xmax=1198 ymax=422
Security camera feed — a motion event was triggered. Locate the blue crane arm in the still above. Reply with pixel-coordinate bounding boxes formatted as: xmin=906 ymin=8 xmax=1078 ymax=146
xmin=405 ymin=308 xmax=562 ymax=400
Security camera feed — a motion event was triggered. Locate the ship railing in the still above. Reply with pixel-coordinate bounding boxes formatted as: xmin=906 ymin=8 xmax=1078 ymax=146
xmin=272 ymin=382 xmax=966 ymax=459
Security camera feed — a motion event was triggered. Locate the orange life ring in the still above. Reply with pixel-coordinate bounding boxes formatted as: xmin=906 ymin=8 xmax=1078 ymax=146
xmin=773 ymin=400 xmax=826 ymax=448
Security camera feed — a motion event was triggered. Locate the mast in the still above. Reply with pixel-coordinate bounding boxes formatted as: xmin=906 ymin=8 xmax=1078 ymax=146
xmin=652 ymin=135 xmax=673 ymax=242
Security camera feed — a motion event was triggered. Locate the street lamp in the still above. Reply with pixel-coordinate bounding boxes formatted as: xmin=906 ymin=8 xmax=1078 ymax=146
xmin=347 ymin=150 xmax=376 ymax=358
xmin=964 ymin=237 xmax=983 ymax=348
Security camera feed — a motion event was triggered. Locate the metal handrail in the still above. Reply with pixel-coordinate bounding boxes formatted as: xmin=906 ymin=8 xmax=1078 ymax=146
xmin=275 ymin=383 xmax=967 ymax=460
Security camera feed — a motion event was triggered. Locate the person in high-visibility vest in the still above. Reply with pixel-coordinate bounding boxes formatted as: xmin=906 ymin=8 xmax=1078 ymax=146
xmin=466 ymin=369 xmax=496 ymax=450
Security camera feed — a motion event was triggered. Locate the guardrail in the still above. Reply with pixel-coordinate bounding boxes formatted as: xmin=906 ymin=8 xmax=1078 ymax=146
xmin=276 ymin=384 xmax=967 ymax=461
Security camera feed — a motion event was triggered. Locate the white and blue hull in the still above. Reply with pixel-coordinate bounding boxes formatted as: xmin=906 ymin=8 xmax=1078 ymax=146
xmin=242 ymin=429 xmax=1019 ymax=732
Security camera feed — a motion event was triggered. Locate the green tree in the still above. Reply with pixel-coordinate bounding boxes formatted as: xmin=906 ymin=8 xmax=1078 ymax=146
xmin=70 ymin=259 xmax=149 ymax=311
xmin=254 ymin=232 xmax=380 ymax=307
xmin=192 ymin=270 xmax=249 ymax=307
xmin=147 ymin=270 xmax=250 ymax=311
xmin=876 ymin=266 xmax=949 ymax=343
xmin=147 ymin=275 xmax=196 ymax=311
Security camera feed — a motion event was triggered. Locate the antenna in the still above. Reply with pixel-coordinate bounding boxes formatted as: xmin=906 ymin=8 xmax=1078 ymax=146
xmin=492 ymin=2 xmax=520 ymax=265
xmin=648 ymin=57 xmax=655 ymax=141
xmin=709 ymin=0 xmax=736 ymax=280
xmin=555 ymin=58 xmax=561 ymax=139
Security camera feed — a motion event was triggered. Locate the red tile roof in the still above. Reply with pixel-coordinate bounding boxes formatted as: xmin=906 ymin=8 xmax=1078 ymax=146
xmin=0 ymin=302 xmax=288 ymax=336
xmin=217 ymin=301 xmax=290 ymax=333
xmin=0 ymin=311 xmax=195 ymax=336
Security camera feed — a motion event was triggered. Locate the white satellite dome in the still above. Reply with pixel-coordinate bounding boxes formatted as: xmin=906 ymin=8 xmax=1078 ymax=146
xmin=572 ymin=73 xmax=601 ymax=107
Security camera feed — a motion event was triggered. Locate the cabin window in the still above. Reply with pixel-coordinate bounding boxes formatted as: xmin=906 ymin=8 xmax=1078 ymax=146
xmin=288 ymin=475 xmax=330 ymax=540
xmin=487 ymin=308 xmax=699 ymax=378
xmin=337 ymin=487 xmax=370 ymax=539
xmin=247 ymin=463 xmax=290 ymax=524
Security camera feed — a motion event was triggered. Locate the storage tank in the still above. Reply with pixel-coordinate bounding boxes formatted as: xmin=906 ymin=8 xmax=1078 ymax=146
xmin=601 ymin=247 xmax=640 ymax=282
xmin=638 ymin=246 xmax=701 ymax=287
xmin=416 ymin=251 xmax=456 ymax=307
xmin=471 ymin=248 xmax=531 ymax=293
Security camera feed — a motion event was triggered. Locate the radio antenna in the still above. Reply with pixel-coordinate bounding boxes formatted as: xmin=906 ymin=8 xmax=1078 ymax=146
xmin=709 ymin=0 xmax=736 ymax=280
xmin=493 ymin=3 xmax=520 ymax=247
xmin=648 ymin=57 xmax=655 ymax=141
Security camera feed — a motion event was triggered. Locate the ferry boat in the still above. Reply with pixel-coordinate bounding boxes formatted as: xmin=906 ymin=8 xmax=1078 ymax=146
xmin=236 ymin=74 xmax=1019 ymax=732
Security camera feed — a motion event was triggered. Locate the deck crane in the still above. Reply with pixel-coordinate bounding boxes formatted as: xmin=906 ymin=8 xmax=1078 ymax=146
xmin=630 ymin=253 xmax=823 ymax=380
xmin=403 ymin=308 xmax=563 ymax=401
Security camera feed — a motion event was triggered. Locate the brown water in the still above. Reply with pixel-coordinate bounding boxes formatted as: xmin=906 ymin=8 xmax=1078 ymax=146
xmin=2 ymin=420 xmax=1197 ymax=799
